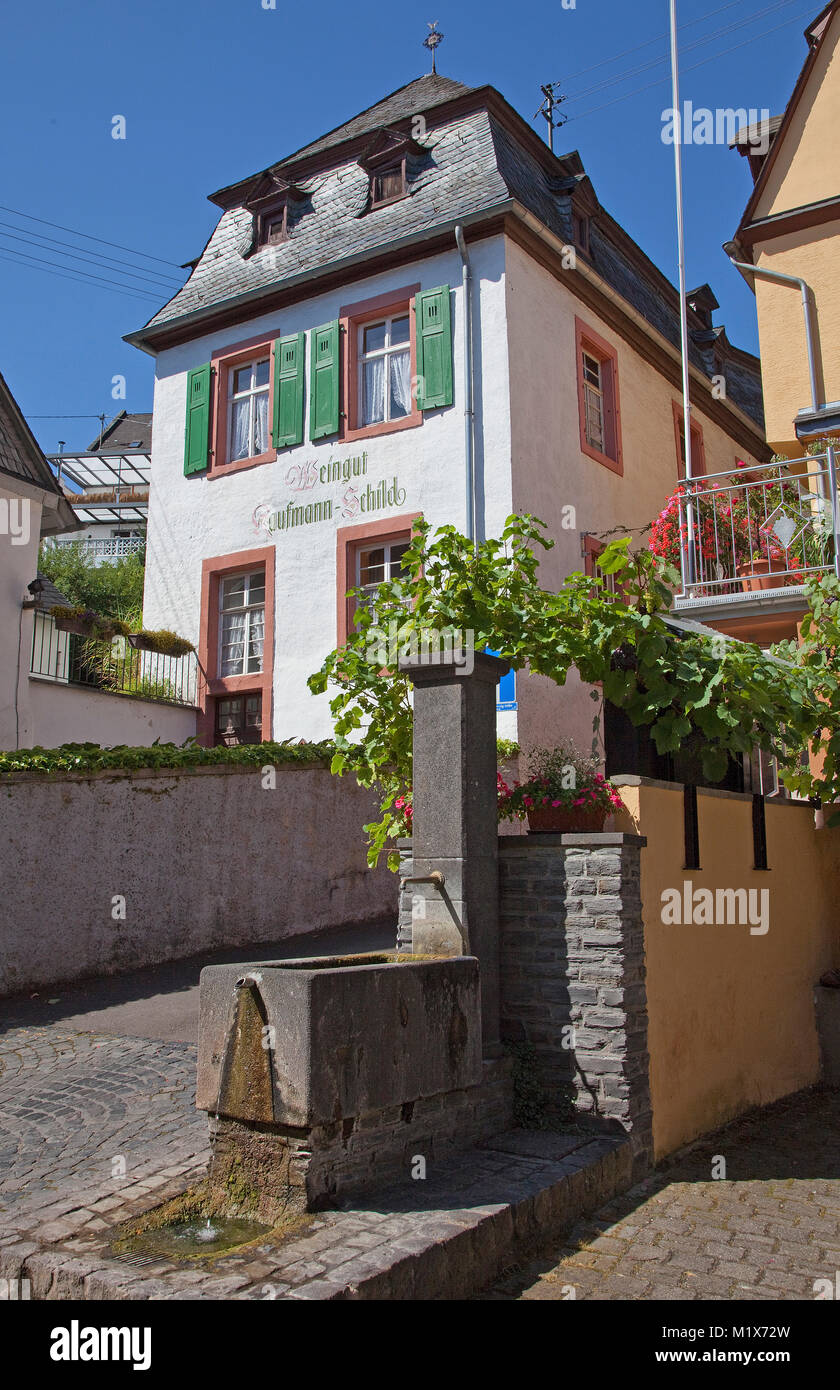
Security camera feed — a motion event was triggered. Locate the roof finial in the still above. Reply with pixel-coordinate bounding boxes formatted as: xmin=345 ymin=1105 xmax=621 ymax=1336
xmin=423 ymin=21 xmax=443 ymax=74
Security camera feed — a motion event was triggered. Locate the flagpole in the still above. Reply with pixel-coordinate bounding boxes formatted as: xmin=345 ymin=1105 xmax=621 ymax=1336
xmin=670 ymin=0 xmax=696 ymax=591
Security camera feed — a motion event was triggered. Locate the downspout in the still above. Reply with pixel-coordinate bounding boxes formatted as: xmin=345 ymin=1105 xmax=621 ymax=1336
xmin=723 ymin=244 xmax=821 ymax=413
xmin=455 ymin=225 xmax=475 ymax=545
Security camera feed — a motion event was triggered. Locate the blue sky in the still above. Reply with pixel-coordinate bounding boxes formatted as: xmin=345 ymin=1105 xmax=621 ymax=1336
xmin=0 ymin=0 xmax=817 ymax=453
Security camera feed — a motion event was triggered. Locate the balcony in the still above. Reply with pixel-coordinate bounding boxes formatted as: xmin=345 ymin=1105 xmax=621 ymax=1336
xmin=30 ymin=611 xmax=200 ymax=709
xmin=44 ymin=535 xmax=145 ymax=562
xmin=659 ymin=450 xmax=840 ymax=621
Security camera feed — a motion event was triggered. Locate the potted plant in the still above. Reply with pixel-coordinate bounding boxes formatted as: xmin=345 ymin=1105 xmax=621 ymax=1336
xmin=127 ymin=629 xmax=194 ymax=658
xmin=497 ymin=742 xmax=624 ymax=834
xmin=735 ymin=546 xmax=788 ymax=592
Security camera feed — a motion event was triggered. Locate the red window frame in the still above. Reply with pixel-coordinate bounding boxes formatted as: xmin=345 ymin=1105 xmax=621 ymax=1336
xmin=575 ymin=317 xmax=623 ymax=476
xmin=335 ymin=513 xmax=423 ymax=647
xmin=209 ymin=332 xmax=277 ymax=478
xmin=339 ymin=285 xmax=422 ymax=444
xmin=197 ymin=545 xmax=275 ymax=747
xmin=672 ymin=400 xmax=706 ymax=479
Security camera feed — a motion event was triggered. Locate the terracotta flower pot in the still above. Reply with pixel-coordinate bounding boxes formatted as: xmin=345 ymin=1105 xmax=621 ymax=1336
xmin=736 ymin=557 xmax=787 ymax=592
xmin=526 ymin=805 xmax=607 ymax=834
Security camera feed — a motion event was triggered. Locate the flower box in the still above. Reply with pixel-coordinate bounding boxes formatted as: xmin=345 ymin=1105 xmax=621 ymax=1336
xmin=53 ymin=613 xmax=94 ymax=636
xmin=526 ymin=805 xmax=607 ymax=834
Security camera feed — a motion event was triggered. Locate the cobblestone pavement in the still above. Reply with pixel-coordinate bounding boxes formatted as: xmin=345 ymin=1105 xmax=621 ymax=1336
xmin=487 ymin=1087 xmax=840 ymax=1301
xmin=0 ymin=1028 xmax=208 ymax=1240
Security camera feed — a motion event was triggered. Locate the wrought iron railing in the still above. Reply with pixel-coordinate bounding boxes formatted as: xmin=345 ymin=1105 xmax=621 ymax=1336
xmin=671 ymin=449 xmax=840 ymax=601
xmin=30 ymin=614 xmax=200 ymax=708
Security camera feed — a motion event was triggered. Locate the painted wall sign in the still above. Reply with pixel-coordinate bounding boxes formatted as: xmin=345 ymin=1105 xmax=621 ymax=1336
xmin=253 ymin=462 xmax=407 ymax=538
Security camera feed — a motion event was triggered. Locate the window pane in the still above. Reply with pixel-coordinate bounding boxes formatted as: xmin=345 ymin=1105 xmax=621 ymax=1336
xmin=390 ymin=315 xmax=410 ymax=346
xmin=247 ymin=607 xmax=265 ymax=673
xmin=220 ymin=611 xmax=246 ymax=676
xmin=221 ymin=576 xmax=247 ymax=609
xmin=254 ymin=388 xmax=269 ymax=453
xmin=362 ymin=357 xmax=385 ymax=425
xmin=230 ymin=396 xmax=252 ymax=461
xmin=233 ymin=365 xmax=252 ymax=395
xmin=363 ymin=321 xmax=387 ymax=354
xmin=389 ymin=348 xmax=411 ymax=419
xmin=247 ymin=573 xmax=265 ymax=604
xmin=359 ymin=547 xmax=386 ymax=587
xmin=389 ymin=542 xmax=410 ymax=577
xmin=254 ymin=358 xmax=270 ymax=388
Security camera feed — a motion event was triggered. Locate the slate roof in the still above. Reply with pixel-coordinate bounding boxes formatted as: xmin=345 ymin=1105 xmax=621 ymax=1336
xmin=130 ymin=76 xmax=764 ymax=431
xmin=86 ymin=411 xmax=152 ymax=452
xmin=0 ymin=368 xmax=80 ymax=533
xmin=33 ymin=573 xmax=73 ymax=612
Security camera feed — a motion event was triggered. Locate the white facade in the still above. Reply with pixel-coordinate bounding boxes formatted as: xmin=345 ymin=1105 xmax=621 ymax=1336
xmin=143 ymin=237 xmax=524 ymax=743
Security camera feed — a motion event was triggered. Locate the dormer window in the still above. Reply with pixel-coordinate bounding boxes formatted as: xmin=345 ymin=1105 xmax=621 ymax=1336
xmin=370 ymin=161 xmax=407 ymax=208
xmin=359 ymin=127 xmax=424 ymax=213
xmin=572 ymin=212 xmax=590 ymax=254
xmin=242 ymin=174 xmax=307 ymax=252
xmin=263 ymin=205 xmax=288 ymax=246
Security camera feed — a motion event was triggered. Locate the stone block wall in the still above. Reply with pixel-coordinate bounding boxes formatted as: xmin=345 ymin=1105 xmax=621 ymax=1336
xmin=208 ymin=1058 xmax=514 ymax=1220
xmin=498 ymin=832 xmax=652 ymax=1177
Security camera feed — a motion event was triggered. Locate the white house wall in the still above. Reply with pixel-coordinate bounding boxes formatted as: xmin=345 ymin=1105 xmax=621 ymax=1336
xmin=143 ymin=237 xmax=513 ymax=742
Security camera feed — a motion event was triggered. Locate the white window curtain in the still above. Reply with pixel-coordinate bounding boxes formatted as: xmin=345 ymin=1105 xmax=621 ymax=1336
xmin=248 ymin=609 xmax=265 ymax=669
xmin=221 ymin=611 xmax=246 ymax=677
xmin=254 ymin=391 xmax=269 ymax=454
xmin=389 ymin=349 xmax=411 ymax=418
xmin=231 ymin=398 xmax=251 ymax=461
xmin=363 ymin=357 xmax=386 ymax=424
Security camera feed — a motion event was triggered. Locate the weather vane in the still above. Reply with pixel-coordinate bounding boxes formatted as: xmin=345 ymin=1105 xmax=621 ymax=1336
xmin=423 ymin=21 xmax=444 ymax=74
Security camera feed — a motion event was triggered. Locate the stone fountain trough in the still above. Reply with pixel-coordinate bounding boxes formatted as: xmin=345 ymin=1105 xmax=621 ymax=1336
xmin=196 ymin=953 xmax=486 ymax=1220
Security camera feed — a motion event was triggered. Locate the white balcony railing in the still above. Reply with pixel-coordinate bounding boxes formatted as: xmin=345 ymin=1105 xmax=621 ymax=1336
xmin=667 ymin=449 xmax=840 ymax=605
xmin=45 ymin=535 xmax=145 ymax=560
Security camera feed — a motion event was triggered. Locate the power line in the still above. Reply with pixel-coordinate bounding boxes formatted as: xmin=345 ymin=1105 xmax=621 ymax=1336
xmin=0 ymin=227 xmax=182 ymax=291
xmin=0 ymin=221 xmax=182 ymax=287
xmin=558 ymin=0 xmax=769 ymax=87
xmin=25 ymin=413 xmax=118 ymax=420
xmin=566 ymin=0 xmax=801 ymax=103
xmin=0 ymin=203 xmax=184 ymax=269
xmin=0 ymin=248 xmax=164 ymax=303
xmin=566 ymin=7 xmax=814 ymax=124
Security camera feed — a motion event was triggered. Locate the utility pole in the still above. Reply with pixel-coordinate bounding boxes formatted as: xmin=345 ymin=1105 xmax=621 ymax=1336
xmin=536 ymin=82 xmax=566 ymax=153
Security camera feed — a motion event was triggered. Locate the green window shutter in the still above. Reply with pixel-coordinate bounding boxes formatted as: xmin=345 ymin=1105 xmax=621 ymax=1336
xmin=184 ymin=363 xmax=211 ymax=475
xmin=309 ymin=320 xmax=340 ymax=440
xmin=415 ymin=285 xmax=453 ymax=411
xmin=272 ymin=331 xmax=305 ymax=448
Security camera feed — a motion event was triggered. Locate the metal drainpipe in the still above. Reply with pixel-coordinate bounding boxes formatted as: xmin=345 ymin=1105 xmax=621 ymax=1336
xmin=455 ymin=225 xmax=475 ymax=545
xmin=724 ymin=247 xmax=821 ymax=413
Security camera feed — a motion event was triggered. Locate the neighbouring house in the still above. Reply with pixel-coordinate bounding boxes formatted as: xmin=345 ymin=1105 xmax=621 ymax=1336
xmin=42 ymin=410 xmax=152 ymax=565
xmin=727 ymin=0 xmax=840 ymax=457
xmin=0 ymin=372 xmax=195 ymax=751
xmin=664 ymin=2 xmax=840 ymax=667
xmin=125 ymin=73 xmax=768 ymax=754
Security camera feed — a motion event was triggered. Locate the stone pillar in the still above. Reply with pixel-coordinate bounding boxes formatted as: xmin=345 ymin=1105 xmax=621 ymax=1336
xmin=399 ymin=650 xmax=508 ymax=1054
xmin=499 ymin=832 xmax=652 ymax=1179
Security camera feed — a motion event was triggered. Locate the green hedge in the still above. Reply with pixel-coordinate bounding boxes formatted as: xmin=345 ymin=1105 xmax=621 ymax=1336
xmin=0 ymin=738 xmax=339 ymax=778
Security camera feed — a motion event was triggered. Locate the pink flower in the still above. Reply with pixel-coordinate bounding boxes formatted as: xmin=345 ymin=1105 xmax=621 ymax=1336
xmin=551 ymin=799 xmax=561 ymax=808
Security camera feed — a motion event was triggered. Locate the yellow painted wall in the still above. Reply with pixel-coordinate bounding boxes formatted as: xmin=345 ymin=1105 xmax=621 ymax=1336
xmin=754 ymin=10 xmax=840 ymax=219
xmin=615 ymin=781 xmax=840 ymax=1158
xmin=747 ymin=10 xmax=840 ymax=452
xmin=753 ymin=228 xmax=840 ymax=454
